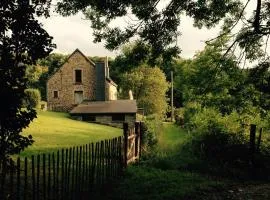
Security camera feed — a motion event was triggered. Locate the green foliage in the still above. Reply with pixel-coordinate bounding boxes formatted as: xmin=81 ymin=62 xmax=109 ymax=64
xmin=36 ymin=53 xmax=68 ymax=100
xmin=58 ymin=0 xmax=270 ymax=66
xmin=121 ymin=65 xmax=169 ymax=116
xmin=110 ymin=41 xmax=177 ymax=83
xmin=57 ymin=0 xmax=243 ymax=61
xmin=181 ymin=106 xmax=270 ymax=175
xmin=25 ymin=64 xmax=45 ymax=87
xmin=24 ymin=89 xmax=41 ymax=108
xmin=182 ymin=108 xmax=249 ymax=165
xmin=174 ymin=108 xmax=185 ymax=126
xmin=37 ymin=53 xmax=68 ymax=76
xmin=0 ymin=0 xmax=55 ymax=163
xmin=142 ymin=115 xmax=162 ymax=151
xmin=246 ymin=61 xmax=270 ymax=114
xmin=174 ymin=40 xmax=270 ymax=118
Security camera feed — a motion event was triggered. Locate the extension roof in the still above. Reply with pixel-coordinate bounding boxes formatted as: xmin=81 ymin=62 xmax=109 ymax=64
xmin=70 ymin=100 xmax=137 ymax=114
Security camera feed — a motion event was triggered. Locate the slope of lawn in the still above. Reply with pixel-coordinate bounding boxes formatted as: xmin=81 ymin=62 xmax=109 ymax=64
xmin=21 ymin=111 xmax=122 ymax=156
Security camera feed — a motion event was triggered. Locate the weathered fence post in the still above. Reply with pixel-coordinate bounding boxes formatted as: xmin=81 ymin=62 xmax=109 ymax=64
xmin=257 ymin=127 xmax=263 ymax=153
xmin=249 ymin=124 xmax=257 ymax=176
xmin=135 ymin=122 xmax=140 ymax=159
xmin=0 ymin=160 xmax=6 ymax=200
xmin=123 ymin=123 xmax=128 ymax=168
xmin=250 ymin=124 xmax=256 ymax=156
xmin=139 ymin=122 xmax=144 ymax=158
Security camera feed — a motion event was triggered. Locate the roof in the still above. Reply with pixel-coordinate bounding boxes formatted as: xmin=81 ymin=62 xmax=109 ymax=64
xmin=70 ymin=100 xmax=137 ymax=114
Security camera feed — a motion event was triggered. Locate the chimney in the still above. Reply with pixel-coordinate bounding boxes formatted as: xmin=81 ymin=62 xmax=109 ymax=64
xmin=104 ymin=56 xmax=109 ymax=78
xmin=95 ymin=62 xmax=106 ymax=101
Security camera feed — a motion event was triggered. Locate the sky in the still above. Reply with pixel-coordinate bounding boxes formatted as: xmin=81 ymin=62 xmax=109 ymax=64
xmin=38 ymin=1 xmax=254 ymax=59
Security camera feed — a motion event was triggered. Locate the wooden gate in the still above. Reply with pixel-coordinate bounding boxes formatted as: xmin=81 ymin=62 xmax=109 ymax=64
xmin=123 ymin=122 xmax=142 ymax=167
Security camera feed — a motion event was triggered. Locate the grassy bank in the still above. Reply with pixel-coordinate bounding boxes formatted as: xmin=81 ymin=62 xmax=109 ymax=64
xmin=21 ymin=111 xmax=122 ymax=156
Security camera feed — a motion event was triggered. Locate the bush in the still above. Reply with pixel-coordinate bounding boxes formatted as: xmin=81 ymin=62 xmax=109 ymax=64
xmin=189 ymin=121 xmax=248 ymax=163
xmin=181 ymin=107 xmax=252 ymax=164
xmin=23 ymin=89 xmax=41 ymax=108
xmin=182 ymin=102 xmax=202 ymax=130
xmin=174 ymin=108 xmax=184 ymax=126
xmin=141 ymin=114 xmax=163 ymax=156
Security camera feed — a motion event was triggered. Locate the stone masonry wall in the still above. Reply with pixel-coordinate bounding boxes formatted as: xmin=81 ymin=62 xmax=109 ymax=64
xmin=95 ymin=114 xmax=136 ymax=128
xmin=105 ymin=81 xmax=117 ymax=101
xmin=47 ymin=50 xmax=96 ymax=112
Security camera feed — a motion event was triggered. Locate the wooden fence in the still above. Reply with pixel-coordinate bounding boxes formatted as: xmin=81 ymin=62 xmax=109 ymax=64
xmin=0 ymin=122 xmax=143 ymax=200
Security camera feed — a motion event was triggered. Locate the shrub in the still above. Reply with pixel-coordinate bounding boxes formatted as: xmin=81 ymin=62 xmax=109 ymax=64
xmin=181 ymin=107 xmax=252 ymax=164
xmin=24 ymin=89 xmax=41 ymax=108
xmin=183 ymin=102 xmax=202 ymax=130
xmin=141 ymin=114 xmax=163 ymax=156
xmin=174 ymin=108 xmax=184 ymax=126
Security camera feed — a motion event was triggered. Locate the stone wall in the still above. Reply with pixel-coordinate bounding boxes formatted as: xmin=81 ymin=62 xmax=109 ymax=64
xmin=47 ymin=50 xmax=96 ymax=112
xmin=95 ymin=114 xmax=136 ymax=128
xmin=105 ymin=81 xmax=117 ymax=100
xmin=71 ymin=113 xmax=136 ymax=129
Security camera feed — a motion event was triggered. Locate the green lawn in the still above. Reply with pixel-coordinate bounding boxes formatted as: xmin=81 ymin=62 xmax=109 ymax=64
xmin=20 ymin=111 xmax=122 ymax=156
xmin=158 ymin=122 xmax=189 ymax=152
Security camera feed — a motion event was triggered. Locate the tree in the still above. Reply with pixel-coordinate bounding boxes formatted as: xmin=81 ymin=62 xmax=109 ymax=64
xmin=174 ymin=39 xmax=261 ymax=115
xmin=56 ymin=0 xmax=270 ymax=64
xmin=0 ymin=0 xmax=55 ymax=163
xmin=110 ymin=41 xmax=161 ymax=82
xmin=56 ymin=1 xmax=242 ymax=56
xmin=38 ymin=53 xmax=68 ymax=76
xmin=120 ymin=65 xmax=169 ymax=117
xmin=25 ymin=64 xmax=47 ymax=88
xmin=36 ymin=53 xmax=67 ymax=100
xmin=23 ymin=89 xmax=41 ymax=108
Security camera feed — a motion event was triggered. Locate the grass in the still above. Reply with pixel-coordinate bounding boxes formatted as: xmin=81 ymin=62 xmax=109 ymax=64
xmin=96 ymin=122 xmax=227 ymax=200
xmin=99 ymin=122 xmax=270 ymax=200
xmin=100 ymin=166 xmax=224 ymax=200
xmin=158 ymin=122 xmax=189 ymax=151
xmin=20 ymin=111 xmax=122 ymax=156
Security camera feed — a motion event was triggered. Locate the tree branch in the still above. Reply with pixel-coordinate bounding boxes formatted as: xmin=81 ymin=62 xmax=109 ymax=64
xmin=205 ymin=0 xmax=251 ymax=44
xmin=253 ymin=0 xmax=262 ymax=33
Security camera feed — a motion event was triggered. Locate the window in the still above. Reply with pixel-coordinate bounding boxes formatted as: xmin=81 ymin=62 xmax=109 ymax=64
xmin=53 ymin=91 xmax=58 ymax=98
xmin=75 ymin=69 xmax=82 ymax=83
xmin=82 ymin=115 xmax=96 ymax=122
xmin=112 ymin=114 xmax=125 ymax=122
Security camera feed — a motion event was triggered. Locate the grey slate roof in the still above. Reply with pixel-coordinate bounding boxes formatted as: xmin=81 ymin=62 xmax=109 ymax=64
xmin=70 ymin=100 xmax=137 ymax=114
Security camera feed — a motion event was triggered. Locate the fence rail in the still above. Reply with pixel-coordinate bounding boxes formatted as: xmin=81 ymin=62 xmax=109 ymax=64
xmin=0 ymin=122 xmax=143 ymax=200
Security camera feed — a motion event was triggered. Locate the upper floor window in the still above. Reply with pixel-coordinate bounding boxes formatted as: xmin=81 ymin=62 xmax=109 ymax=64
xmin=53 ymin=90 xmax=58 ymax=98
xmin=75 ymin=69 xmax=82 ymax=83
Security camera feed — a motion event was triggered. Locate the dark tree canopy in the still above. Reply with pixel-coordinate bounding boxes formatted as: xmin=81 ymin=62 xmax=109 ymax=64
xmin=56 ymin=0 xmax=270 ymax=63
xmin=56 ymin=0 xmax=242 ymax=57
xmin=0 ymin=0 xmax=55 ymax=162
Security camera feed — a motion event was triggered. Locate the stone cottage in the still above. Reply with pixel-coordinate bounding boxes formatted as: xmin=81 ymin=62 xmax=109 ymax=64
xmin=47 ymin=49 xmax=137 ymax=126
